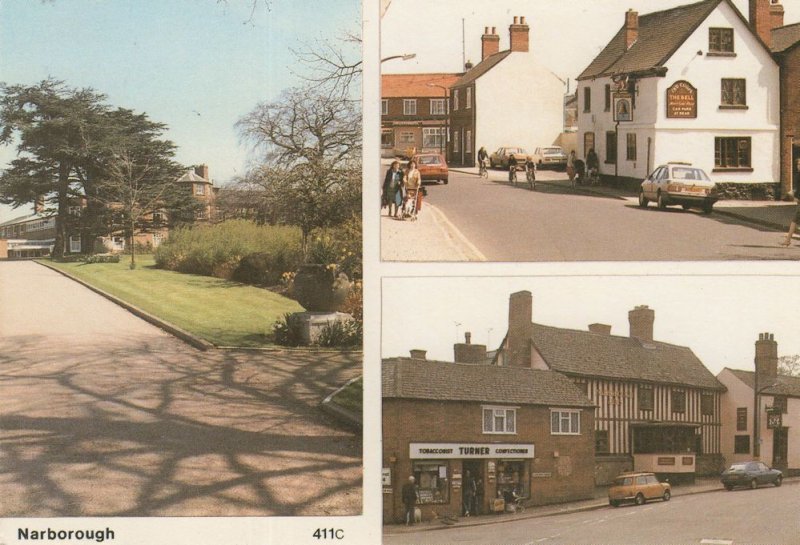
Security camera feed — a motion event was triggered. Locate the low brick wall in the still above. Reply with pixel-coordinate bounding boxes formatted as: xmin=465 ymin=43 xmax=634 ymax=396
xmin=715 ymin=182 xmax=781 ymax=201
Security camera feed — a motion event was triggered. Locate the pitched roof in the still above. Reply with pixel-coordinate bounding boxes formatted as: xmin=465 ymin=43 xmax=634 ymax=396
xmin=725 ymin=368 xmax=800 ymax=397
xmin=772 ymin=22 xmax=800 ymax=53
xmin=0 ymin=212 xmax=50 ymax=228
xmin=176 ymin=170 xmax=209 ymax=183
xmin=452 ymin=50 xmax=513 ymax=88
xmin=529 ymin=323 xmax=725 ymax=390
xmin=381 ymin=73 xmax=462 ymax=98
xmin=578 ymin=0 xmax=731 ymax=80
xmin=382 ymin=357 xmax=595 ymax=407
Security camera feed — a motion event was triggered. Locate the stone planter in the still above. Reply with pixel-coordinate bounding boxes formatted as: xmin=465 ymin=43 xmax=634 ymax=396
xmin=292 ymin=264 xmax=352 ymax=312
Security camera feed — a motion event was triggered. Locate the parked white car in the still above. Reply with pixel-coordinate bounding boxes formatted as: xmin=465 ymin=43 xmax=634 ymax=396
xmin=531 ymin=146 xmax=567 ymax=170
xmin=638 ymin=162 xmax=718 ymax=214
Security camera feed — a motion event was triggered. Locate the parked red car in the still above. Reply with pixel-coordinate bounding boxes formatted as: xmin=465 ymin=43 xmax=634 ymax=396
xmin=412 ymin=153 xmax=449 ymax=184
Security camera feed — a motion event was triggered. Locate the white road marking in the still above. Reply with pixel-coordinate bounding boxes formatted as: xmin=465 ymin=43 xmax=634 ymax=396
xmin=700 ymin=540 xmax=733 ymax=545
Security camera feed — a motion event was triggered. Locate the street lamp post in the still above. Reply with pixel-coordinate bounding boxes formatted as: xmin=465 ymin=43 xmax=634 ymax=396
xmin=381 ymin=53 xmax=416 ymax=63
xmin=427 ymin=83 xmax=449 ymax=158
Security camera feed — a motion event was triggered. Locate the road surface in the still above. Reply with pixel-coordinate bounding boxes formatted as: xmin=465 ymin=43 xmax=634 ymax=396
xmin=423 ymin=169 xmax=795 ymax=261
xmin=384 ymin=481 xmax=800 ymax=545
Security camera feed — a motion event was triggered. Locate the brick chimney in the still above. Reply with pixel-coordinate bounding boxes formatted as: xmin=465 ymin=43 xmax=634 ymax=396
xmin=481 ymin=26 xmax=500 ymax=60
xmin=589 ymin=323 xmax=612 ymax=335
xmin=409 ymin=349 xmax=427 ymax=360
xmin=509 ymin=16 xmax=529 ymax=53
xmin=625 ymin=9 xmax=639 ymax=50
xmin=506 ymin=291 xmax=533 ymax=367
xmin=33 ymin=195 xmax=45 ymax=215
xmin=628 ymin=305 xmax=654 ymax=343
xmin=454 ymin=331 xmax=488 ymax=364
xmin=750 ymin=0 xmax=783 ymax=48
xmin=195 ymin=164 xmax=210 ymax=182
xmin=754 ymin=332 xmax=778 ymax=381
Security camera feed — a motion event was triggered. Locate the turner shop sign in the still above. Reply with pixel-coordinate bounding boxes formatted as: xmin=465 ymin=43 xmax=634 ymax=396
xmin=666 ymin=80 xmax=697 ymax=118
xmin=410 ymin=443 xmax=535 ymax=459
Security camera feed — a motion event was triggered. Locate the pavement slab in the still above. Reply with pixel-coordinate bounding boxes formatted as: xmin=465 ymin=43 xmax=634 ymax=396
xmin=0 ymin=261 xmax=362 ymax=516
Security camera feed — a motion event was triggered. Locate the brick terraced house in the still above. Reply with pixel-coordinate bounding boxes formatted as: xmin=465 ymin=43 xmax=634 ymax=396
xmin=494 ymin=291 xmax=726 ymax=484
xmin=381 ymin=73 xmax=461 ymax=159
xmin=382 ymin=341 xmax=595 ymax=524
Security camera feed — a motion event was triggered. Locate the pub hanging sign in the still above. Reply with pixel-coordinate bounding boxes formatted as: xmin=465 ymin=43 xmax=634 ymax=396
xmin=666 ymin=80 xmax=697 ymax=118
xmin=766 ymin=408 xmax=783 ymax=429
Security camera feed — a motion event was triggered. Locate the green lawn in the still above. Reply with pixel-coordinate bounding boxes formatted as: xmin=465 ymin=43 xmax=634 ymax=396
xmin=45 ymin=256 xmax=304 ymax=347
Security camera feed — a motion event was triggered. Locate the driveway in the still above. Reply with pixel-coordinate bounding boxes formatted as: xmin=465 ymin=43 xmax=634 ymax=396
xmin=0 ymin=261 xmax=361 ymax=516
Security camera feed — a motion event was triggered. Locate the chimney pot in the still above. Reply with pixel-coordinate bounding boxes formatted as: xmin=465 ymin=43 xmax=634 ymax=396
xmin=465 ymin=332 xmax=472 ymax=344
xmin=755 ymin=332 xmax=778 ymax=380
xmin=484 ymin=26 xmax=489 ymax=34
xmin=491 ymin=26 xmax=496 ymax=34
xmin=520 ymin=16 xmax=526 ymax=24
xmin=409 ymin=349 xmax=427 ymax=360
xmin=481 ymin=25 xmax=501 ymax=60
xmin=509 ymin=15 xmax=530 ymax=53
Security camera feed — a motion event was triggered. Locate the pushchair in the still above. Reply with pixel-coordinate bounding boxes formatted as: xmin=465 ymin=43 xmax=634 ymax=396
xmin=402 ymin=187 xmax=424 ymax=220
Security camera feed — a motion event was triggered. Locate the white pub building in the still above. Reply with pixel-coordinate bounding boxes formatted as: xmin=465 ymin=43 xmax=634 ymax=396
xmin=577 ymin=0 xmax=780 ymax=199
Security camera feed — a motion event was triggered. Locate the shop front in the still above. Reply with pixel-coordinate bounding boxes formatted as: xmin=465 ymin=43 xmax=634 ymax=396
xmin=403 ymin=442 xmax=534 ymax=521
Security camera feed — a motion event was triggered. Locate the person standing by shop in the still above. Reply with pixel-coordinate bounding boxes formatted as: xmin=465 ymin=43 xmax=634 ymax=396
xmin=402 ymin=475 xmax=418 ymax=525
xmin=463 ymin=470 xmax=477 ymax=517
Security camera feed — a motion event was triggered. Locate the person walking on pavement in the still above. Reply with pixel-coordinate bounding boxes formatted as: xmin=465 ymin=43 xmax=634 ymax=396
xmin=382 ymin=160 xmax=405 ymax=219
xmin=586 ymin=147 xmax=599 ymax=182
xmin=402 ymin=475 xmax=419 ymax=525
xmin=463 ymin=470 xmax=477 ymax=517
xmin=781 ymin=197 xmax=800 ymax=247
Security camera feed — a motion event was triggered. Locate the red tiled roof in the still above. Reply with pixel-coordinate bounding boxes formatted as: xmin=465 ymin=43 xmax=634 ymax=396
xmin=382 ymin=73 xmax=462 ymax=98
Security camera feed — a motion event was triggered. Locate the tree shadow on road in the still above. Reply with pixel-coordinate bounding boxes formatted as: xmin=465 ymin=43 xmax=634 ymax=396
xmin=0 ymin=335 xmax=362 ymax=517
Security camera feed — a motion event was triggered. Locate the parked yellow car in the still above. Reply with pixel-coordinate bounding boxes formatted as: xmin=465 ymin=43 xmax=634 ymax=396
xmin=608 ymin=472 xmax=671 ymax=507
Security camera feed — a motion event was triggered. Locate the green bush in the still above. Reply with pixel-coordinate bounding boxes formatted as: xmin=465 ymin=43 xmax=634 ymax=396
xmin=85 ymin=254 xmax=121 ymax=264
xmin=272 ymin=312 xmax=305 ymax=347
xmin=154 ymin=220 xmax=303 ymax=282
xmin=316 ymin=318 xmax=362 ymax=348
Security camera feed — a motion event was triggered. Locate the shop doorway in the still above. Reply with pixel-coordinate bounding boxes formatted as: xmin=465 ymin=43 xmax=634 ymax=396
xmin=793 ymin=145 xmax=800 ymax=197
xmin=462 ymin=461 xmax=482 ymax=516
xmin=773 ymin=428 xmax=788 ymax=470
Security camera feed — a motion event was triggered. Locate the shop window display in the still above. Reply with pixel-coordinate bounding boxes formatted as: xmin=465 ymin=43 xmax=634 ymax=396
xmin=495 ymin=460 xmax=527 ymax=502
xmin=413 ymin=461 xmax=449 ymax=504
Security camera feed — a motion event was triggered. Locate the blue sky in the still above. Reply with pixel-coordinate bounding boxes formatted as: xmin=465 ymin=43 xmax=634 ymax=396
xmin=0 ymin=0 xmax=360 ymax=221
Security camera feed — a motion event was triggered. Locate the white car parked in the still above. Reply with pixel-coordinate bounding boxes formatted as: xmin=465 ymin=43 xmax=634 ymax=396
xmin=530 ymin=146 xmax=567 ymax=170
xmin=638 ymin=162 xmax=718 ymax=214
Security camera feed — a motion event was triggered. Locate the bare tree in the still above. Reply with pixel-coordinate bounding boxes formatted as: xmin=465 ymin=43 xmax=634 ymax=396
xmin=237 ymin=84 xmax=361 ymax=252
xmin=778 ymin=355 xmax=800 ymax=377
xmin=292 ymin=30 xmax=362 ymax=91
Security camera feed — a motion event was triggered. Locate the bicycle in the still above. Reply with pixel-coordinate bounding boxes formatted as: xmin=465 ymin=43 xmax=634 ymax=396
xmin=478 ymin=159 xmax=488 ymax=178
xmin=508 ymin=164 xmax=517 ymax=185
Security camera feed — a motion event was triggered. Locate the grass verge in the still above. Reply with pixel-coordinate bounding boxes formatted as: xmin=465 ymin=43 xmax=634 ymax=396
xmin=44 ymin=255 xmax=303 ymax=347
xmin=330 ymin=377 xmax=362 ymax=414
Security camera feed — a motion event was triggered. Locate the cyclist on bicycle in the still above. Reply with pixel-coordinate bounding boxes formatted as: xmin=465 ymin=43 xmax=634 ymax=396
xmin=524 ymin=155 xmax=536 ymax=181
xmin=508 ymin=153 xmax=518 ymax=183
xmin=477 ymin=146 xmax=489 ymax=177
